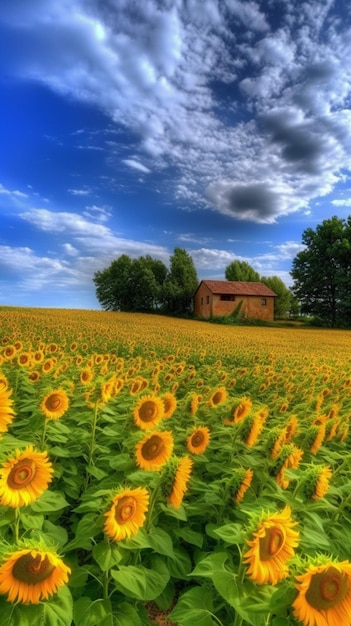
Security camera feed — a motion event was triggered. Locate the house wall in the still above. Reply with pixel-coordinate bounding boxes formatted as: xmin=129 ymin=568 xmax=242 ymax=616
xmin=194 ymin=282 xmax=212 ymax=318
xmin=194 ymin=284 xmax=275 ymax=321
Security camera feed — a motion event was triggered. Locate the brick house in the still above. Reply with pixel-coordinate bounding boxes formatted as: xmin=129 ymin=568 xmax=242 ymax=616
xmin=194 ymin=280 xmax=277 ymax=321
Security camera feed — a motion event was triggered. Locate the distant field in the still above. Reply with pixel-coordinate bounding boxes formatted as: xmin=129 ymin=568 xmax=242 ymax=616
xmin=1 ymin=308 xmax=351 ymax=625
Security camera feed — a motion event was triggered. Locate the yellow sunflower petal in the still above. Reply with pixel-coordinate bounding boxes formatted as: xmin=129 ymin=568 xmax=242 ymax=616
xmin=104 ymin=486 xmax=149 ymax=541
xmin=0 ymin=548 xmax=70 ymax=604
xmin=243 ymin=505 xmax=299 ymax=585
xmin=0 ymin=446 xmax=54 ymax=508
xmin=40 ymin=388 xmax=69 ymax=420
xmin=135 ymin=431 xmax=174 ymax=471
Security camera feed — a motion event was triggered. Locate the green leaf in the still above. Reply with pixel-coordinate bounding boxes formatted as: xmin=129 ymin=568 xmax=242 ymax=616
xmin=170 ymin=586 xmax=217 ymax=626
xmin=147 ymin=526 xmax=174 ymax=557
xmin=114 ymin=602 xmax=143 ymax=626
xmin=87 ymin=464 xmax=108 ymax=480
xmin=20 ymin=511 xmax=44 ymax=530
xmin=175 ymin=527 xmax=204 ymax=548
xmin=166 ymin=546 xmax=192 ymax=579
xmin=269 ymin=584 xmax=297 ymax=613
xmin=208 ymin=522 xmax=244 ymax=544
xmin=0 ymin=596 xmax=40 ymax=626
xmin=30 ymin=490 xmax=69 ymax=513
xmin=92 ymin=541 xmax=122 ymax=571
xmin=111 ymin=564 xmax=169 ymax=600
xmin=42 ymin=586 xmax=73 ymax=626
xmin=191 ymin=553 xmax=228 ymax=577
xmin=73 ymin=598 xmax=114 ymax=626
xmin=211 ymin=572 xmax=265 ymax=626
xmin=64 ymin=513 xmax=101 ymax=551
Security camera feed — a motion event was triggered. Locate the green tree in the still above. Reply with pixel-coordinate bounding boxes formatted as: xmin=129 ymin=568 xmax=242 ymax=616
xmin=260 ymin=275 xmax=292 ymax=318
xmin=93 ymin=254 xmax=134 ymax=311
xmin=93 ymin=254 xmax=167 ymax=312
xmin=130 ymin=256 xmax=167 ymax=311
xmin=290 ymin=216 xmax=351 ymax=327
xmin=163 ymin=248 xmax=198 ymax=314
xmin=225 ymin=260 xmax=260 ymax=282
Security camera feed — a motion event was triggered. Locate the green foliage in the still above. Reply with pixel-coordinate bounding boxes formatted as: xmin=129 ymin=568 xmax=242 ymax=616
xmin=162 ymin=248 xmax=199 ymax=315
xmin=93 ymin=255 xmax=167 ymax=312
xmin=261 ymin=275 xmax=293 ymax=319
xmin=93 ymin=248 xmax=198 ymax=316
xmin=225 ymin=260 xmax=260 ymax=282
xmin=291 ymin=215 xmax=351 ymax=327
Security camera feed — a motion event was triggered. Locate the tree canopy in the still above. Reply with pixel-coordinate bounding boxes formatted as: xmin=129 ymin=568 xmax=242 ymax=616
xmin=225 ymin=260 xmax=260 ymax=282
xmin=93 ymin=248 xmax=198 ymax=315
xmin=224 ymin=260 xmax=292 ymax=318
xmin=290 ymin=216 xmax=351 ymax=327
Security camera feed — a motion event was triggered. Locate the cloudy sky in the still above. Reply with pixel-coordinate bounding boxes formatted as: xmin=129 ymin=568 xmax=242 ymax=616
xmin=1 ymin=0 xmax=351 ymax=309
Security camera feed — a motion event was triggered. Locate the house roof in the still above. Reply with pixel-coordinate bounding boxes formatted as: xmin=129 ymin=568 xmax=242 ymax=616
xmin=196 ymin=280 xmax=277 ymax=297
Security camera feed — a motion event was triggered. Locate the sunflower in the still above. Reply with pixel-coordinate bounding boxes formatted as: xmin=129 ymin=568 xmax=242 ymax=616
xmin=270 ymin=427 xmax=288 ymax=460
xmin=0 ymin=382 xmax=15 ymax=434
xmin=0 ymin=445 xmax=54 ymax=508
xmin=168 ymin=456 xmax=193 ymax=509
xmin=292 ymin=559 xmax=351 ymax=626
xmin=233 ymin=469 xmax=253 ymax=504
xmin=312 ymin=466 xmax=332 ymax=500
xmin=0 ymin=547 xmax=70 ymax=604
xmin=104 ymin=486 xmax=149 ymax=541
xmin=162 ymin=392 xmax=177 ymax=419
xmin=3 ymin=345 xmax=16 ymax=360
xmin=40 ymin=388 xmax=69 ymax=420
xmin=189 ymin=393 xmax=201 ymax=415
xmin=187 ymin=426 xmax=211 ymax=455
xmin=244 ymin=411 xmax=267 ymax=447
xmin=133 ymin=395 xmax=165 ymax=431
xmin=17 ymin=352 xmax=32 ymax=367
xmin=275 ymin=445 xmax=304 ymax=490
xmin=135 ymin=431 xmax=174 ymax=471
xmin=209 ymin=386 xmax=227 ymax=408
xmin=243 ymin=505 xmax=299 ymax=585
xmin=79 ymin=366 xmax=94 ymax=385
xmin=310 ymin=423 xmax=326 ymax=455
xmin=232 ymin=397 xmax=253 ymax=423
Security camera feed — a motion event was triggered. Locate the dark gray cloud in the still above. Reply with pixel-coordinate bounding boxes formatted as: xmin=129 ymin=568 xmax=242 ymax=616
xmin=206 ymin=182 xmax=281 ymax=223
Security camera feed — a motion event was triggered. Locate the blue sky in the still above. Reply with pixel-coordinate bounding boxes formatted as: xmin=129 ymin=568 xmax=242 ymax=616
xmin=1 ymin=0 xmax=351 ymax=309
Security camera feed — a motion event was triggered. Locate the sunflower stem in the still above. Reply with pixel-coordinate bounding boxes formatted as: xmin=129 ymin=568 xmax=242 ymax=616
xmin=85 ymin=401 xmax=99 ymax=489
xmin=103 ymin=570 xmax=110 ymax=600
xmin=41 ymin=418 xmax=48 ymax=450
xmin=13 ymin=508 xmax=20 ymax=543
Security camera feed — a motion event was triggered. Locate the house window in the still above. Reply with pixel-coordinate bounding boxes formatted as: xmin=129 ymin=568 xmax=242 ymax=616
xmin=206 ymin=296 xmax=210 ymax=304
xmin=261 ymin=298 xmax=267 ymax=306
xmin=220 ymin=294 xmax=235 ymax=301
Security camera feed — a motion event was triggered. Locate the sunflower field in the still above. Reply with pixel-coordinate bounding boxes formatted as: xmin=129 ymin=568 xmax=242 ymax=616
xmin=1 ymin=307 xmax=351 ymax=626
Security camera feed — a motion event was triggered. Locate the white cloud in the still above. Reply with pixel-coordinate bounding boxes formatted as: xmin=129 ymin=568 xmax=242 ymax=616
xmin=0 ymin=183 xmax=28 ymax=198
xmin=332 ymin=198 xmax=351 ymax=207
xmin=67 ymin=188 xmax=91 ymax=196
xmin=1 ymin=0 xmax=351 ymax=224
xmin=123 ymin=159 xmax=151 ymax=174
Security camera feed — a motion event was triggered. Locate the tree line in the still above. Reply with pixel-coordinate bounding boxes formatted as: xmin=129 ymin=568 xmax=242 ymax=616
xmin=93 ymin=248 xmax=293 ymax=318
xmin=94 ymin=216 xmax=351 ymax=327
xmin=93 ymin=248 xmax=198 ymax=315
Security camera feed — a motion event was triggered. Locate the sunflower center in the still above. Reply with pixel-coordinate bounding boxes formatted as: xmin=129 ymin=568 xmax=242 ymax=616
xmin=259 ymin=527 xmax=285 ymax=561
xmin=305 ymin=567 xmax=349 ymax=610
xmin=139 ymin=401 xmax=157 ymax=422
xmin=115 ymin=496 xmax=136 ymax=523
xmin=211 ymin=392 xmax=223 ymax=406
xmin=12 ymin=553 xmax=55 ymax=583
xmin=142 ymin=436 xmax=164 ymax=460
xmin=191 ymin=432 xmax=204 ymax=447
xmin=45 ymin=394 xmax=62 ymax=411
xmin=7 ymin=459 xmax=36 ymax=489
